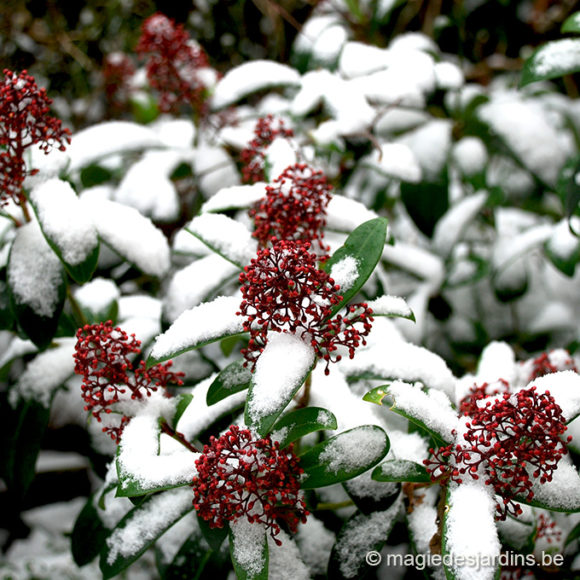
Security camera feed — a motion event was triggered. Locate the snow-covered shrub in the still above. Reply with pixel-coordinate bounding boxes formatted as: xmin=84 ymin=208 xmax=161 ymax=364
xmin=3 ymin=6 xmax=580 ymax=580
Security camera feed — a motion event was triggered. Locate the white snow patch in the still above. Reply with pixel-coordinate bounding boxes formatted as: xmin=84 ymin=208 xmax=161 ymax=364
xmin=230 ymin=518 xmax=267 ymax=576
xmin=201 ymin=182 xmax=267 ymax=213
xmin=330 ymin=256 xmax=359 ymax=292
xmin=74 ymin=277 xmax=120 ymax=315
xmin=367 ymin=295 xmax=413 ymax=319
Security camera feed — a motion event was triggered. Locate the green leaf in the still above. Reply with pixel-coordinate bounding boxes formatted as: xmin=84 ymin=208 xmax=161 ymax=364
xmin=228 ymin=523 xmax=269 ymax=580
xmin=0 ymin=280 xmax=15 ymax=330
xmin=80 ymin=164 xmax=114 ymax=188
xmin=544 ymin=235 xmax=580 ymax=277
xmin=565 ymin=519 xmax=580 ymax=546
xmin=371 ymin=460 xmax=431 ymax=483
xmin=300 ymin=425 xmax=389 ymax=489
xmin=100 ymin=488 xmax=194 ymax=579
xmin=323 ymin=217 xmax=388 ymax=317
xmin=520 ymin=38 xmax=580 ymax=87
xmin=206 ymin=360 xmax=252 ymax=406
xmin=172 ymin=393 xmax=194 ymax=428
xmin=270 ymin=407 xmax=338 ymax=449
xmin=557 ymin=155 xmax=580 ymax=222
xmin=1 ymin=394 xmax=50 ymax=498
xmin=130 ymin=91 xmax=160 ymax=124
xmin=198 ymin=516 xmax=229 ymax=552
xmin=400 ymin=170 xmax=449 ymax=238
xmin=362 ymin=384 xmax=453 ymax=447
xmin=71 ymin=494 xmax=109 ymax=566
xmin=562 ymin=11 xmax=580 ymax=34
xmin=244 ymin=336 xmax=316 ymax=437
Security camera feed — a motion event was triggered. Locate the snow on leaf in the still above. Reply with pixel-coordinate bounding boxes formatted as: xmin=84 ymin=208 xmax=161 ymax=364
xmin=68 ymin=121 xmax=164 ymax=170
xmin=361 ymin=143 xmax=422 ymax=183
xmin=526 ymin=461 xmax=580 ymax=511
xmin=212 ymin=60 xmax=300 ymax=110
xmin=325 ymin=195 xmax=378 ymax=232
xmin=443 ymin=482 xmax=501 ymax=580
xmin=186 ymin=213 xmax=257 ymax=268
xmin=267 ymin=530 xmax=310 ymax=580
xmin=520 ymin=38 xmax=580 ymax=87
xmin=366 ymin=295 xmax=414 ymax=321
xmin=201 ymin=182 xmax=268 ymax=213
xmin=80 ymin=197 xmax=170 ymax=277
xmin=149 ymin=295 xmax=245 ymax=364
xmin=229 ymin=518 xmax=268 ymax=579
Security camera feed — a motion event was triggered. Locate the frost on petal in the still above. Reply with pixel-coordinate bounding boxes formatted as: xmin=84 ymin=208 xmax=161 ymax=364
xmin=212 ymin=61 xmax=300 ymax=109
xmin=117 ymin=414 xmax=198 ymax=490
xmin=68 ymin=121 xmax=164 ymax=170
xmin=247 ymin=333 xmax=315 ymax=424
xmin=8 ymin=220 xmax=64 ymax=318
xmin=105 ymin=487 xmax=192 ymax=565
xmin=186 ymin=213 xmax=257 ymax=267
xmin=10 ymin=338 xmax=75 ymax=407
xmin=29 ymin=178 xmax=98 ymax=266
xmin=444 ymin=483 xmax=501 ymax=580
xmin=80 ymin=197 xmax=170 ymax=277
xmin=150 ymin=296 xmax=245 ymax=362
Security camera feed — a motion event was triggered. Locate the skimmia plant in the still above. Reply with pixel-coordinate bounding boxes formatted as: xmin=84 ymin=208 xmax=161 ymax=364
xmin=4 ymin=6 xmax=580 ymax=580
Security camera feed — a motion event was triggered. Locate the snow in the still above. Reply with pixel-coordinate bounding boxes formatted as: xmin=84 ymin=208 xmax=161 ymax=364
xmin=247 ymin=332 xmax=315 ymax=424
xmin=475 ymin=341 xmax=517 ymax=385
xmin=527 ymin=38 xmax=580 ymax=79
xmin=68 ymin=121 xmax=164 ymax=170
xmin=163 ymin=254 xmax=239 ymax=322
xmin=230 ymin=518 xmax=267 ymax=576
xmin=432 ymin=191 xmax=488 ymax=257
xmin=530 ymin=461 xmax=580 ymax=511
xmin=187 ymin=213 xmax=257 ymax=267
xmin=30 ymin=178 xmax=98 ymax=265
xmin=330 ymin=256 xmax=359 ymax=292
xmin=379 ymin=380 xmax=459 ymax=442
xmin=80 ymin=197 xmax=170 ymax=277
xmin=367 ymin=295 xmax=413 ymax=319
xmin=267 ymin=530 xmax=311 ymax=580
xmin=318 ymin=426 xmax=387 ymax=474
xmin=117 ymin=414 xmax=199 ymax=490
xmin=361 ymin=143 xmax=422 ymax=183
xmin=339 ymin=42 xmax=390 ymax=78
xmin=382 ymin=242 xmax=445 ymax=288
xmin=295 ymin=516 xmax=335 ymax=576
xmin=444 ymin=482 xmax=501 ymax=580
xmin=521 ymin=370 xmax=580 ymax=422
xmin=212 ymin=60 xmax=301 ymax=110
xmin=193 ymin=142 xmax=240 ymax=197
xmin=326 ymin=195 xmax=378 ymax=232
xmin=493 ymin=223 xmax=553 ymax=271
xmin=452 ymin=137 xmax=488 ymax=176
xmin=105 ymin=487 xmax=193 ymax=564
xmin=8 ymin=220 xmax=64 ymax=318
xmin=74 ymin=277 xmax=120 ymax=314
xmin=150 ymin=295 xmax=245 ymax=361
xmin=265 ymin=138 xmax=297 ymax=181
xmin=434 ymin=61 xmax=464 ymax=90
xmin=546 ymin=218 xmax=580 ymax=261
xmin=333 ymin=498 xmax=402 ymax=578
xmin=10 ymin=338 xmax=75 ymax=407
xmin=200 ymin=182 xmax=268 ymax=213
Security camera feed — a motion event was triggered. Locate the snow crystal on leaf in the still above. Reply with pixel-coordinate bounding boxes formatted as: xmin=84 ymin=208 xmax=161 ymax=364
xmin=434 ymin=61 xmax=464 ymax=90
xmin=30 ymin=178 xmax=98 ymax=265
xmin=366 ymin=295 xmax=413 ymax=319
xmin=150 ymin=295 xmax=244 ymax=362
xmin=546 ymin=218 xmax=580 ymax=261
xmin=452 ymin=137 xmax=488 ymax=177
xmin=382 ymin=242 xmax=445 ymax=288
xmin=187 ymin=213 xmax=257 ymax=267
xmin=330 ymin=256 xmax=359 ymax=292
xmin=230 ymin=518 xmax=267 ymax=577
xmin=362 ymin=143 xmax=422 ymax=183
xmin=68 ymin=121 xmax=164 ymax=170
xmin=521 ymin=370 xmax=580 ymax=422
xmin=74 ymin=277 xmax=120 ymax=314
xmin=201 ymin=182 xmax=267 ymax=213
xmin=117 ymin=414 xmax=198 ymax=489
xmin=319 ymin=426 xmax=387 ymax=474
xmin=475 ymin=341 xmax=517 ymax=385
xmin=212 ymin=60 xmax=300 ymax=110
xmin=80 ymin=197 xmax=170 ymax=277
xmin=529 ymin=461 xmax=580 ymax=510
xmin=10 ymin=339 xmax=75 ymax=407
xmin=265 ymin=138 xmax=297 ymax=181
xmin=8 ymin=220 xmax=64 ymax=318
xmin=267 ymin=530 xmax=310 ymax=580
xmin=339 ymin=41 xmax=390 ymax=78
xmin=326 ymin=195 xmax=378 ymax=232
xmin=247 ymin=333 xmax=315 ymax=423
xmin=444 ymin=482 xmax=501 ymax=580
xmin=106 ymin=487 xmax=192 ymax=564
xmin=527 ymin=38 xmax=580 ymax=80
xmin=295 ymin=516 xmax=335 ymax=576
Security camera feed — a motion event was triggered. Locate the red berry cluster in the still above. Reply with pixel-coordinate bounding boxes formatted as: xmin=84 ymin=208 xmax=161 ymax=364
xmin=73 ymin=321 xmax=184 ymax=441
xmin=425 ymin=386 xmax=571 ymax=520
xmin=136 ymin=13 xmax=209 ymax=115
xmin=240 ymin=115 xmax=294 ymax=184
xmin=0 ymin=70 xmax=71 ymax=207
xmin=535 ymin=512 xmax=562 ymax=545
xmin=250 ymin=163 xmax=333 ymax=251
xmin=528 ymin=351 xmax=577 ymax=381
xmin=191 ymin=425 xmax=308 ymax=544
xmin=458 ymin=379 xmax=509 ymax=417
xmin=102 ymin=52 xmax=136 ymax=115
xmin=238 ymin=240 xmax=373 ymax=374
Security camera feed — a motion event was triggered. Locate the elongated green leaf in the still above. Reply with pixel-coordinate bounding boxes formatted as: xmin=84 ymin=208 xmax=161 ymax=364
xmin=198 ymin=516 xmax=229 ymax=552
xmin=0 ymin=280 xmax=15 ymax=331
xmin=147 ymin=296 xmax=245 ymax=367
xmin=300 ymin=425 xmax=389 ymax=489
xmin=371 ymin=460 xmax=431 ymax=483
xmin=71 ymin=494 xmax=109 ymax=566
xmin=562 ymin=11 xmax=580 ymax=33
xmin=228 ymin=522 xmax=269 ymax=580
xmin=323 ymin=218 xmax=388 ymax=317
xmin=206 ymin=360 xmax=251 ymax=406
xmin=557 ymin=155 xmax=580 ymax=225
xmin=1 ymin=395 xmax=50 ymax=498
xmin=520 ymin=38 xmax=580 ymax=87
xmin=271 ymin=407 xmax=337 ymax=449
xmin=566 ymin=519 xmax=580 ymax=546
xmin=172 ymin=394 xmax=194 ymax=428
xmin=100 ymin=488 xmax=194 ymax=579
xmin=363 ymin=383 xmax=456 ymax=446
xmin=245 ymin=333 xmax=316 ymax=437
